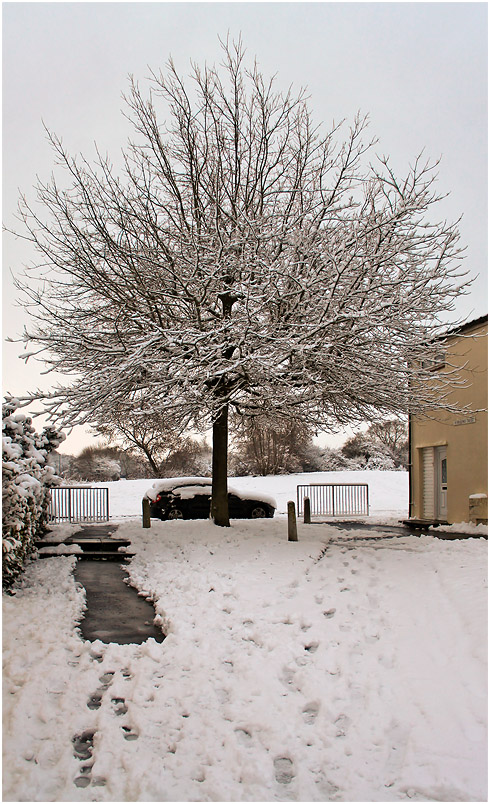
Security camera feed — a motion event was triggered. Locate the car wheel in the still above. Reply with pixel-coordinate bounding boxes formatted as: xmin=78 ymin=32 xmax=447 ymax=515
xmin=250 ymin=505 xmax=267 ymax=519
xmin=168 ymin=508 xmax=184 ymax=520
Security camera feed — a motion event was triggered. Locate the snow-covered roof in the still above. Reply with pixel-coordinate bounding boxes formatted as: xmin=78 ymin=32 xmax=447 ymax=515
xmin=440 ymin=314 xmax=488 ymax=340
xmin=144 ymin=477 xmax=212 ymax=500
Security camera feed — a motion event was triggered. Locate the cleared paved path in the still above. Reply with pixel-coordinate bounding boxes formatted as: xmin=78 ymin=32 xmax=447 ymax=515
xmin=74 ymin=560 xmax=165 ymax=644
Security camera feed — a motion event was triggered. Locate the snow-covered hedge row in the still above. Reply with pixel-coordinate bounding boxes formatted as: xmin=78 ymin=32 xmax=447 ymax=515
xmin=2 ymin=397 xmax=65 ymax=590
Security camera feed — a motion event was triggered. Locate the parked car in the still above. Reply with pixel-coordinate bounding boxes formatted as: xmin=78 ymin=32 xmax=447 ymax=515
xmin=143 ymin=477 xmax=276 ymax=521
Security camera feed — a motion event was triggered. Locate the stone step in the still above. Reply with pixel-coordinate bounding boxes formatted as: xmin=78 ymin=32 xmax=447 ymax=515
xmin=77 ymin=552 xmax=135 ymax=560
xmin=35 ymin=524 xmax=136 ymax=560
xmin=36 ymin=538 xmax=131 ymax=551
xmin=67 ymin=538 xmax=131 ymax=550
xmin=37 ymin=550 xmax=135 ymax=560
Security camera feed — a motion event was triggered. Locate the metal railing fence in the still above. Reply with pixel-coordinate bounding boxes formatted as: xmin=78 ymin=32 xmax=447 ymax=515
xmin=296 ymin=484 xmax=369 ymax=518
xmin=49 ymin=486 xmax=110 ymax=524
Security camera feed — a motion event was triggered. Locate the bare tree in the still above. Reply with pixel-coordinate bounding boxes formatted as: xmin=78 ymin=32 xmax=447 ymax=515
xmin=11 ymin=38 xmax=469 ymax=526
xmin=163 ymin=437 xmax=212 ymax=478
xmin=95 ymin=410 xmax=184 ymax=476
xmin=231 ymin=415 xmax=313 ymax=476
xmin=367 ymin=419 xmax=408 ymax=466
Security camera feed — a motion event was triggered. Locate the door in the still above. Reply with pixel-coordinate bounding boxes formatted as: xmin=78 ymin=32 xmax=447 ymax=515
xmin=435 ymin=446 xmax=448 ymax=520
xmin=422 ymin=447 xmax=435 ymax=519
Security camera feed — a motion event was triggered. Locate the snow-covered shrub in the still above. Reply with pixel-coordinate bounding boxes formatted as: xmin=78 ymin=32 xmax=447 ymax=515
xmin=364 ymin=447 xmax=396 ymax=471
xmin=317 ymin=447 xmax=354 ymax=471
xmin=2 ymin=397 xmax=65 ymax=590
xmin=161 ymin=438 xmax=212 ymax=478
xmin=295 ymin=443 xmax=326 ymax=472
xmin=69 ymin=446 xmax=121 ymax=481
xmin=341 ymin=427 xmax=406 ymax=470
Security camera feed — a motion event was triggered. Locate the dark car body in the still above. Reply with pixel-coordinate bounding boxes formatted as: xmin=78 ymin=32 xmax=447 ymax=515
xmin=144 ymin=478 xmax=276 ymax=521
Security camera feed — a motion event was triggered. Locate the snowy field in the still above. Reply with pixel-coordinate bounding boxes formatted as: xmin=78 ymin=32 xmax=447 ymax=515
xmin=3 ymin=472 xmax=488 ymax=802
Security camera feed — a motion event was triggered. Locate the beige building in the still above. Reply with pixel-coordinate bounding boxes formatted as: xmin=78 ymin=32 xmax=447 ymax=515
xmin=408 ymin=315 xmax=488 ymax=526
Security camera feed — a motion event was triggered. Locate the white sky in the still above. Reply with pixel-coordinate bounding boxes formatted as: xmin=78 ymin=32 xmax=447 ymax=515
xmin=2 ymin=2 xmax=488 ymax=455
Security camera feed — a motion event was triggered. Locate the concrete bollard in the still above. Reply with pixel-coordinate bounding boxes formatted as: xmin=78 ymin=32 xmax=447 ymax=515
xmin=142 ymin=498 xmax=151 ymax=529
xmin=304 ymin=497 xmax=311 ymax=524
xmin=287 ymin=500 xmax=298 ymax=541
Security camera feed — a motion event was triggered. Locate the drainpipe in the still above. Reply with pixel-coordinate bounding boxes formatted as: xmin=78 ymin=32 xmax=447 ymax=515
xmin=408 ymin=412 xmax=413 ymax=520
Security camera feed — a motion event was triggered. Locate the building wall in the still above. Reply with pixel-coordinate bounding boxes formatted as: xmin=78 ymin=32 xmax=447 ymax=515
xmin=410 ymin=320 xmax=488 ymax=524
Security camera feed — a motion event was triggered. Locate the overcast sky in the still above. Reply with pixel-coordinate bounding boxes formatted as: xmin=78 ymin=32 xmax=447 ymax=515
xmin=3 ymin=2 xmax=488 ymax=455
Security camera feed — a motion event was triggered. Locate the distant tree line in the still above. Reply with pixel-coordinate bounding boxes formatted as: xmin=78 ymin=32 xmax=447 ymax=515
xmin=50 ymin=439 xmax=212 ymax=482
xmin=52 ymin=419 xmax=408 ymax=482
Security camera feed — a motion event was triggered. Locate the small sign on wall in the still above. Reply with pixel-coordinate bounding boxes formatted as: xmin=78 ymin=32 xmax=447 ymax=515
xmin=454 ymin=416 xmax=477 ymax=426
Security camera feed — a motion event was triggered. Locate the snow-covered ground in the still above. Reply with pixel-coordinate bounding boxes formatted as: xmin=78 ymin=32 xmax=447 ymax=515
xmin=3 ymin=472 xmax=488 ymax=801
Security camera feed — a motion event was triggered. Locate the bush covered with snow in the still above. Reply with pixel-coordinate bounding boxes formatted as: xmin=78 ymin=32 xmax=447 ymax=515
xmin=2 ymin=397 xmax=65 ymax=590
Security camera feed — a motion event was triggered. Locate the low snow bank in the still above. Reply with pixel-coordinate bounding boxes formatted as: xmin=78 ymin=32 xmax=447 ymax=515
xmin=3 ymin=517 xmax=487 ymax=801
xmin=431 ymin=521 xmax=488 ymax=537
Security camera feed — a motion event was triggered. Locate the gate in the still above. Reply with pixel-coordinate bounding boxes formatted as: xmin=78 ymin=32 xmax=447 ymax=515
xmin=296 ymin=484 xmax=369 ymax=517
xmin=49 ymin=487 xmax=110 ymax=524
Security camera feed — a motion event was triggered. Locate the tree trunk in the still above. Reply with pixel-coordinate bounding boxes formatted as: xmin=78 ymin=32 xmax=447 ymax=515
xmin=211 ymin=403 xmax=230 ymax=527
xmin=142 ymin=447 xmax=160 ymax=477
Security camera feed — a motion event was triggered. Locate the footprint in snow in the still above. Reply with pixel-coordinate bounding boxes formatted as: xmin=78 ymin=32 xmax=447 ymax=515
xmin=281 ymin=666 xmax=296 ymax=687
xmin=274 ymin=756 xmax=295 ymax=785
xmin=87 ymin=692 xmax=103 ymax=710
xmin=87 ymin=672 xmax=115 ymax=709
xmin=323 ymin=608 xmax=336 ymax=618
xmin=121 ymin=725 xmax=139 ymax=741
xmin=234 ymin=727 xmax=252 ymax=744
xmin=334 ymin=713 xmax=351 ymax=737
xmin=74 ymin=772 xmax=92 ymax=789
xmin=112 ymin=697 xmax=128 ymax=716
xmin=216 ymin=687 xmax=230 ymax=704
xmin=72 ymin=730 xmax=105 ymax=788
xmin=314 ymin=772 xmax=341 ymax=800
xmin=302 ymin=700 xmax=320 ymax=725
xmin=72 ymin=730 xmax=95 ymax=761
